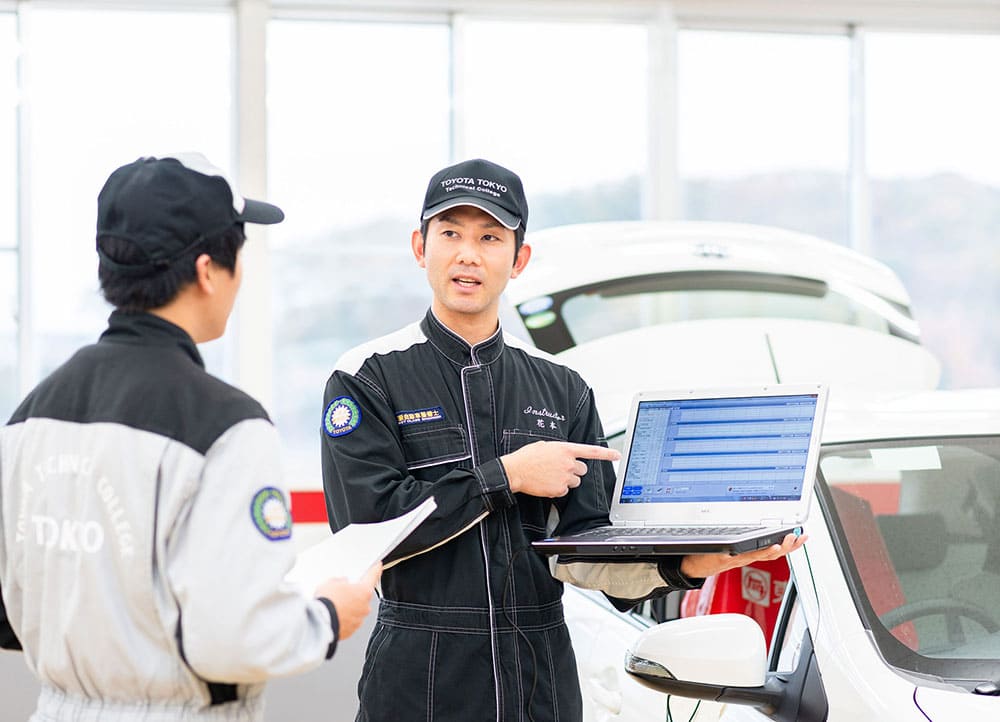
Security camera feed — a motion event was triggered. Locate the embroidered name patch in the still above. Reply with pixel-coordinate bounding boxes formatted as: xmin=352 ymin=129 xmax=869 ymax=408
xmin=251 ymin=487 xmax=292 ymax=541
xmin=396 ymin=406 xmax=445 ymax=426
xmin=324 ymin=396 xmax=361 ymax=437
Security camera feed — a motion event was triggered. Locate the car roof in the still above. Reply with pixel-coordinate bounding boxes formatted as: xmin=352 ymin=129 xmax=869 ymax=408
xmin=575 ymin=318 xmax=942 ymax=432
xmin=821 ymin=388 xmax=1000 ymax=444
xmin=507 ymin=220 xmax=912 ymax=307
xmin=601 ymin=388 xmax=1000 ymax=446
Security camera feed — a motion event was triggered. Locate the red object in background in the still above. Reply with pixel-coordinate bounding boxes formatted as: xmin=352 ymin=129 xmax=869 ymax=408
xmin=290 ymin=490 xmax=329 ymax=524
xmin=834 ymin=482 xmax=900 ymax=516
xmin=827 ymin=487 xmax=917 ymax=649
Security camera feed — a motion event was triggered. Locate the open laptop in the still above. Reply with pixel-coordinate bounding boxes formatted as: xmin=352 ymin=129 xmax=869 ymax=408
xmin=532 ymin=383 xmax=828 ymax=557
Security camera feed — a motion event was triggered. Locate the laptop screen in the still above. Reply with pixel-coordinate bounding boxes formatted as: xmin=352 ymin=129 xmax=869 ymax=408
xmin=619 ymin=393 xmax=820 ymax=504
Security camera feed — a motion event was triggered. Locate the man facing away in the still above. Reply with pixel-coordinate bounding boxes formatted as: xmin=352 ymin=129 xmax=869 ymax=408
xmin=321 ymin=158 xmax=804 ymax=721
xmin=0 ymin=153 xmax=379 ymax=721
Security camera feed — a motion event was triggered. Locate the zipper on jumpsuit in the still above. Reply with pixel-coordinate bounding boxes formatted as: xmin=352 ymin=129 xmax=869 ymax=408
xmin=461 ymin=343 xmax=503 ymax=722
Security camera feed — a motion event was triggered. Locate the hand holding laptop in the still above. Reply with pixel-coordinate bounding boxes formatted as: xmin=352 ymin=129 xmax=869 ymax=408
xmin=679 ymin=531 xmax=808 ymax=579
xmin=502 ymin=442 xmax=621 ymax=498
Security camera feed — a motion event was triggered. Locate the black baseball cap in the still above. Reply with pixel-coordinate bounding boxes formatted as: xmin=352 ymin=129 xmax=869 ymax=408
xmin=421 ymin=158 xmax=528 ymax=231
xmin=96 ymin=153 xmax=284 ymax=276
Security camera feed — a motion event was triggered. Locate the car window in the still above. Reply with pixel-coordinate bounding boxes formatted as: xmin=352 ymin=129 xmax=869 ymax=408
xmin=517 ymin=271 xmax=908 ymax=353
xmin=820 ymin=437 xmax=1000 ymax=684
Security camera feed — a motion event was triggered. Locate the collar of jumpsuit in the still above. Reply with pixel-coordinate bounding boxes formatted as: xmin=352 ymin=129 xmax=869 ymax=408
xmin=422 ymin=308 xmax=507 ymax=366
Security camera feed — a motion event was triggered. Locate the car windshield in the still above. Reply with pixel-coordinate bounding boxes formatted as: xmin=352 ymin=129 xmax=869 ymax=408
xmin=820 ymin=437 xmax=1000 ymax=682
xmin=516 ymin=271 xmax=912 ymax=354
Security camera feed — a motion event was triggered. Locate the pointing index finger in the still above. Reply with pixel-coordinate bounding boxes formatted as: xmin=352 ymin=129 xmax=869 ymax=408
xmin=559 ymin=442 xmax=621 ymax=461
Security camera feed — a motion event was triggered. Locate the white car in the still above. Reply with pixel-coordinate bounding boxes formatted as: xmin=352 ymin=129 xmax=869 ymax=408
xmin=566 ymin=389 xmax=1000 ymax=721
xmin=504 ymin=220 xmax=941 ymax=426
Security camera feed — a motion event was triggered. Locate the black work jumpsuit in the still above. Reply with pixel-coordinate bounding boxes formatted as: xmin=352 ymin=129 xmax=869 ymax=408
xmin=321 ymin=310 xmax=691 ymax=722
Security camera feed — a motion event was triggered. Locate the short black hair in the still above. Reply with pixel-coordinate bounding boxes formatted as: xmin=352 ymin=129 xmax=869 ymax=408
xmin=419 ymin=217 xmax=525 ymax=256
xmin=97 ymin=224 xmax=246 ymax=312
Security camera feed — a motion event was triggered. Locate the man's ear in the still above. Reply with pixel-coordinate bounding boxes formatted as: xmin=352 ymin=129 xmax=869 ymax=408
xmin=510 ymin=242 xmax=531 ymax=279
xmin=411 ymin=229 xmax=427 ymax=268
xmin=194 ymin=253 xmax=215 ymax=295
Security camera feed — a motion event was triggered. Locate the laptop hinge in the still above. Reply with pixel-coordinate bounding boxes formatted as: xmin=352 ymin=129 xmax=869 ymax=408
xmin=760 ymin=519 xmax=784 ymax=527
xmin=622 ymin=520 xmax=646 ymax=527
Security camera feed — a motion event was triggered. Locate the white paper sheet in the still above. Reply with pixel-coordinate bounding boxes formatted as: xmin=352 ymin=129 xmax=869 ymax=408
xmin=871 ymin=445 xmax=942 ymax=471
xmin=285 ymin=496 xmax=437 ymax=590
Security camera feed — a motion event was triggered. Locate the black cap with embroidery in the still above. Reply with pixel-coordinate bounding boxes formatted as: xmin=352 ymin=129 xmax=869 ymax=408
xmin=96 ymin=153 xmax=284 ymax=276
xmin=421 ymin=158 xmax=528 ymax=231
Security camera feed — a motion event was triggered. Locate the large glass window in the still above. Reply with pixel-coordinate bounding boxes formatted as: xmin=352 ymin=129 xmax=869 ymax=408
xmin=1 ymin=13 xmax=14 ymax=252
xmin=459 ymin=19 xmax=648 ymax=229
xmin=678 ymin=31 xmax=851 ymax=243
xmin=267 ymin=19 xmax=450 ymax=484
xmin=1 ymin=12 xmax=16 ymax=420
xmin=866 ymin=32 xmax=1000 ymax=388
xmin=0 ymin=252 xmax=16 ymax=419
xmin=26 ymin=8 xmax=232 ymax=379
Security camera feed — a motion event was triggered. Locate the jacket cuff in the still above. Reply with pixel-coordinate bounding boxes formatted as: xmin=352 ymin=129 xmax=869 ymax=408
xmin=317 ymin=597 xmax=340 ymax=660
xmin=474 ymin=459 xmax=516 ymax=511
xmin=657 ymin=557 xmax=705 ymax=590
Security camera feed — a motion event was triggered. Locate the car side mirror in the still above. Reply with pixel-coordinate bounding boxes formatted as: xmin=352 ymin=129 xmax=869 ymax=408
xmin=625 ymin=614 xmax=783 ymax=714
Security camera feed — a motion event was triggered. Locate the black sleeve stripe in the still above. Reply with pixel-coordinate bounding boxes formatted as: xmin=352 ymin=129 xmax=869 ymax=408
xmin=317 ymin=597 xmax=340 ymax=660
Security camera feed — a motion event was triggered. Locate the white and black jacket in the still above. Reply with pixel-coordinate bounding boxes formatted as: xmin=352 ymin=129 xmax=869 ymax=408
xmin=321 ymin=310 xmax=700 ymax=722
xmin=0 ymin=311 xmax=338 ymax=721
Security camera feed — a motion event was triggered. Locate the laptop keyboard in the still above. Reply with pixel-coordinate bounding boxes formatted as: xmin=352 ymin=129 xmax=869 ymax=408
xmin=575 ymin=525 xmax=763 ymax=539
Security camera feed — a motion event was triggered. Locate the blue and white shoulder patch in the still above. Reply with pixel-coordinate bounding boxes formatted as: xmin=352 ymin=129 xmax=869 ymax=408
xmin=324 ymin=396 xmax=362 ymax=437
xmin=251 ymin=487 xmax=292 ymax=541
xmin=396 ymin=406 xmax=445 ymax=426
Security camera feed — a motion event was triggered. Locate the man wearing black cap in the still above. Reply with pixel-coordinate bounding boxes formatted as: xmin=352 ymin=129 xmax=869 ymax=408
xmin=0 ymin=153 xmax=379 ymax=721
xmin=320 ymin=159 xmax=803 ymax=721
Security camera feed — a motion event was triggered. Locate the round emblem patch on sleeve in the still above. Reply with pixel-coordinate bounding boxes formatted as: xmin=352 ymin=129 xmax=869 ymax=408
xmin=251 ymin=487 xmax=292 ymax=541
xmin=324 ymin=396 xmax=361 ymax=438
